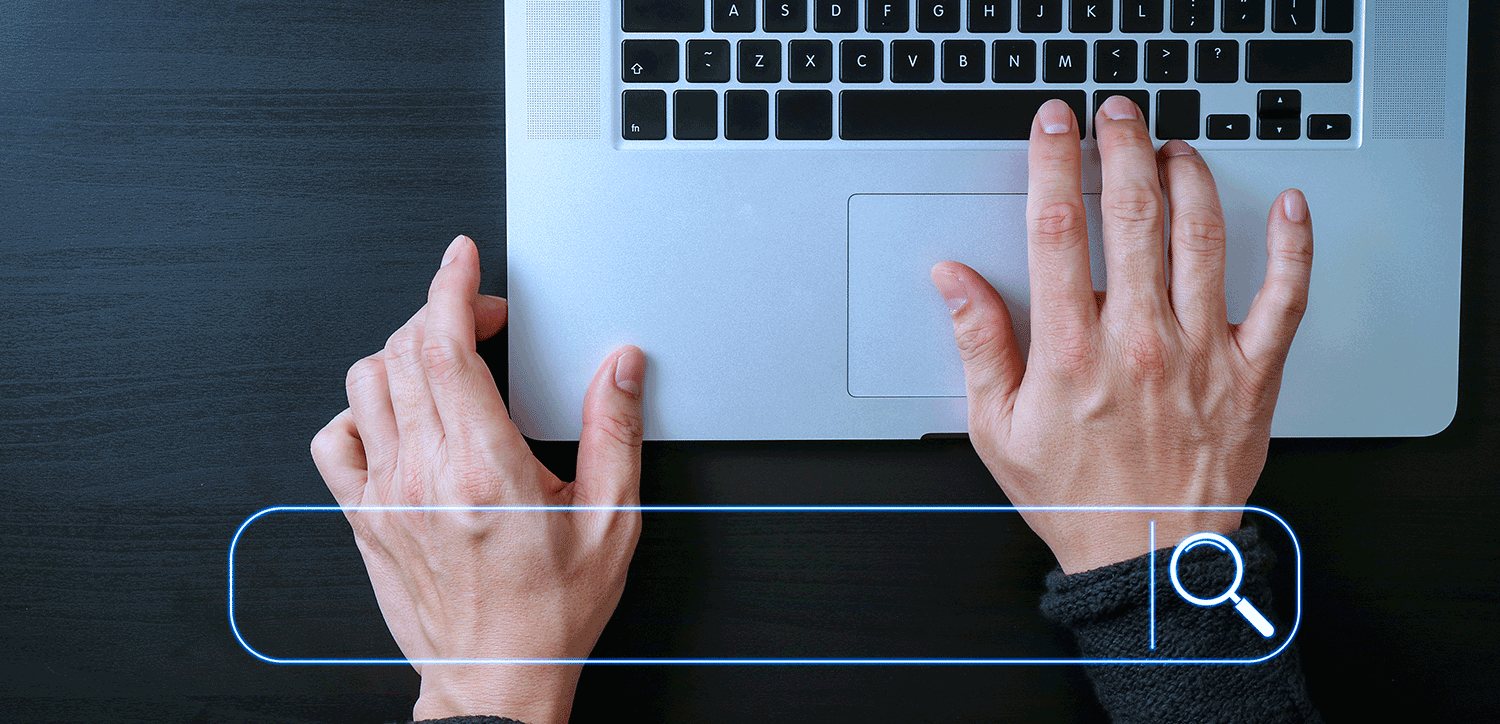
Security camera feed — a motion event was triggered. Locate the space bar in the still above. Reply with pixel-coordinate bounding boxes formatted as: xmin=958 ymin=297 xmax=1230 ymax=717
xmin=840 ymin=90 xmax=1088 ymax=140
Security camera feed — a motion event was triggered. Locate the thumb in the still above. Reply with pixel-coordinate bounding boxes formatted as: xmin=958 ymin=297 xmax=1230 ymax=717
xmin=575 ymin=345 xmax=646 ymax=508
xmin=930 ymin=262 xmax=1025 ymax=415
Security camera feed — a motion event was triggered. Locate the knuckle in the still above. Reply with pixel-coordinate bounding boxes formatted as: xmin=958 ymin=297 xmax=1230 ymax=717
xmin=420 ymin=335 xmax=467 ymax=385
xmin=396 ymin=462 xmax=428 ymax=505
xmin=1173 ymin=214 xmax=1228 ymax=253
xmin=585 ymin=406 xmax=645 ymax=451
xmin=1029 ymin=200 xmax=1090 ymax=249
xmin=1106 ymin=184 xmax=1164 ymax=227
xmin=384 ymin=327 xmax=422 ymax=366
xmin=310 ymin=424 xmax=338 ymax=462
xmin=1118 ymin=326 xmax=1171 ymax=381
xmin=345 ymin=355 xmax=384 ymax=393
xmin=1276 ymin=235 xmax=1316 ymax=269
xmin=1040 ymin=324 xmax=1096 ymax=377
xmin=953 ymin=321 xmax=1001 ymax=365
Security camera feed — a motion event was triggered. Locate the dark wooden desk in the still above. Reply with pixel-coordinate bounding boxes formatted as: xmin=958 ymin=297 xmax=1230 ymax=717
xmin=3 ymin=3 xmax=1497 ymax=721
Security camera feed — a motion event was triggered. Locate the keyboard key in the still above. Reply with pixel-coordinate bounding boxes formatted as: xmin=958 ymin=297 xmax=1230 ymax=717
xmin=1246 ymin=41 xmax=1353 ymax=83
xmin=891 ymin=40 xmax=936 ymax=82
xmin=766 ymin=0 xmax=809 ymax=31
xmin=1272 ymin=0 xmax=1315 ymax=33
xmin=726 ymin=89 xmax=770 ymax=139
xmin=1018 ymin=0 xmax=1063 ymax=33
xmin=1325 ymin=0 xmax=1354 ymax=33
xmin=713 ymin=0 xmax=756 ymax=31
xmin=969 ymin=1 xmax=1010 ymax=32
xmin=777 ymin=89 xmax=833 ymax=140
xmin=674 ymin=90 xmax=718 ymax=139
xmin=623 ymin=0 xmax=704 ymax=32
xmin=841 ymin=39 xmax=884 ymax=82
xmin=1308 ymin=114 xmax=1352 ymax=140
xmin=840 ymin=90 xmax=1086 ymax=139
xmin=993 ymin=40 xmax=1038 ymax=82
xmin=816 ymin=0 xmax=859 ymax=31
xmin=1070 ymin=0 xmax=1111 ymax=33
xmin=1207 ymin=113 xmax=1251 ymax=140
xmin=1170 ymin=0 xmax=1212 ymax=33
xmin=1095 ymin=40 xmax=1138 ymax=83
xmin=1093 ymin=90 xmax=1150 ymax=137
xmin=1258 ymin=116 xmax=1300 ymax=140
xmin=1222 ymin=0 xmax=1265 ymax=32
xmin=1195 ymin=39 xmax=1237 ymax=83
xmin=1258 ymin=89 xmax=1301 ymax=116
xmin=1120 ymin=0 xmax=1164 ymax=33
xmin=622 ymin=90 xmax=667 ymax=139
xmin=918 ymin=0 xmax=961 ymax=31
xmin=943 ymin=40 xmax=986 ymax=83
xmin=1145 ymin=40 xmax=1188 ymax=83
xmin=867 ymin=0 xmax=909 ymax=31
xmin=1155 ymin=89 xmax=1199 ymax=140
xmin=738 ymin=39 xmax=782 ymax=82
xmin=622 ymin=40 xmax=679 ymax=83
xmin=789 ymin=39 xmax=834 ymax=82
xmin=688 ymin=40 xmax=732 ymax=83
xmin=1043 ymin=40 xmax=1087 ymax=83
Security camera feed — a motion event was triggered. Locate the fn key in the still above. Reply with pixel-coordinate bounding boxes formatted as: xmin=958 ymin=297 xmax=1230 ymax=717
xmin=623 ymin=90 xmax=667 ymax=140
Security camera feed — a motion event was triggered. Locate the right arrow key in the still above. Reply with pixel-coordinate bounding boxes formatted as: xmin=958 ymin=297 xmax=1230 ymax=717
xmin=1308 ymin=113 xmax=1353 ymax=140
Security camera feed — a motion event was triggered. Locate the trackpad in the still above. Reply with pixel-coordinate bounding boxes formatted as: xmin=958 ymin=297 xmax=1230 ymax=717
xmin=848 ymin=193 xmax=1105 ymax=397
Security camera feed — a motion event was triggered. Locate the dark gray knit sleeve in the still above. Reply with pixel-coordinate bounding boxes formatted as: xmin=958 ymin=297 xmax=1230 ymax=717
xmin=412 ymin=717 xmax=528 ymax=724
xmin=1040 ymin=526 xmax=1320 ymax=724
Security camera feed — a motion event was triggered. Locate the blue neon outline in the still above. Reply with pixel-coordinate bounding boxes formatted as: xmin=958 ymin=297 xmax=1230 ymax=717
xmin=229 ymin=505 xmax=1300 ymax=665
xmin=1148 ymin=519 xmax=1156 ymax=652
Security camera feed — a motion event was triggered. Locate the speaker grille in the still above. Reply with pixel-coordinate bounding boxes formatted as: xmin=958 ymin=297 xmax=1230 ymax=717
xmin=1370 ymin=2 xmax=1449 ymax=139
xmin=526 ymin=0 xmax=602 ymax=140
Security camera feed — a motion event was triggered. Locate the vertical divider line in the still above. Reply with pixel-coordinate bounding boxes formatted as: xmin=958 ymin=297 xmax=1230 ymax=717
xmin=1149 ymin=519 xmax=1157 ymax=651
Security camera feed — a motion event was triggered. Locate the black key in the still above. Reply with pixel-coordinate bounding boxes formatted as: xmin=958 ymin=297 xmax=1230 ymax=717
xmin=623 ymin=0 xmax=704 ymax=32
xmin=840 ymin=90 xmax=1087 ymax=139
xmin=1258 ymin=89 xmax=1301 ymax=116
xmin=867 ymin=0 xmax=909 ymax=31
xmin=1196 ymin=40 xmax=1238 ymax=83
xmin=622 ymin=40 xmax=679 ymax=83
xmin=738 ymin=39 xmax=782 ymax=82
xmin=1070 ymin=0 xmax=1111 ymax=33
xmin=1093 ymin=90 xmax=1150 ymax=138
xmin=1120 ymin=0 xmax=1163 ymax=33
xmin=969 ymin=0 xmax=1010 ymax=31
xmin=674 ymin=90 xmax=718 ymax=139
xmin=726 ymin=89 xmax=770 ymax=139
xmin=1145 ymin=39 xmax=1188 ymax=83
xmin=891 ymin=40 xmax=936 ymax=82
xmin=841 ymin=39 xmax=884 ymax=82
xmin=1170 ymin=0 xmax=1213 ymax=33
xmin=1207 ymin=113 xmax=1252 ymax=140
xmin=1096 ymin=40 xmax=1138 ymax=83
xmin=788 ymin=39 xmax=834 ymax=82
xmin=766 ymin=0 xmax=809 ymax=31
xmin=1223 ymin=0 xmax=1265 ymax=32
xmin=622 ymin=90 xmax=667 ymax=140
xmin=1272 ymin=0 xmax=1315 ymax=33
xmin=918 ymin=0 xmax=961 ymax=31
xmin=1156 ymin=89 xmax=1199 ymax=140
xmin=1246 ymin=41 xmax=1353 ymax=83
xmin=992 ymin=40 xmax=1038 ymax=82
xmin=777 ymin=89 xmax=833 ymax=140
xmin=1258 ymin=116 xmax=1300 ymax=140
xmin=688 ymin=40 xmax=732 ymax=83
xmin=713 ymin=0 xmax=756 ymax=31
xmin=1308 ymin=113 xmax=1352 ymax=140
xmin=1043 ymin=40 xmax=1087 ymax=83
xmin=816 ymin=0 xmax=858 ymax=31
xmin=1018 ymin=0 xmax=1063 ymax=33
xmin=1325 ymin=0 xmax=1354 ymax=33
xmin=943 ymin=40 xmax=986 ymax=83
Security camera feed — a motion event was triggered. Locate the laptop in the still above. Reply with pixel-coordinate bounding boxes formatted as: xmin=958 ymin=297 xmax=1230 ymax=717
xmin=505 ymin=0 xmax=1468 ymax=440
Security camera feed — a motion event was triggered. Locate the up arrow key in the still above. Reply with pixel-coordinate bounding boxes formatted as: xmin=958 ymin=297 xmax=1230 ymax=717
xmin=631 ymin=63 xmax=644 ymax=74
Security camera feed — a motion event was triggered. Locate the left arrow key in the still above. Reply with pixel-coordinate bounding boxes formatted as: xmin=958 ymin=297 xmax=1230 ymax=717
xmin=622 ymin=40 xmax=680 ymax=83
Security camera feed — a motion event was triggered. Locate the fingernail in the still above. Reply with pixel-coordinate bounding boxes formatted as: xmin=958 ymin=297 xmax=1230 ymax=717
xmin=1162 ymin=140 xmax=1197 ymax=157
xmin=1283 ymin=190 xmax=1307 ymax=223
xmin=932 ymin=270 xmax=969 ymax=315
xmin=1037 ymin=99 xmax=1072 ymax=135
xmin=440 ymin=235 xmax=468 ymax=268
xmin=1101 ymin=95 xmax=1139 ymax=121
xmin=614 ymin=348 xmax=644 ymax=396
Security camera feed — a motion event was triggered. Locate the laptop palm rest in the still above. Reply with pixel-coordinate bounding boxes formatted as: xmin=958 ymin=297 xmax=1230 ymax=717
xmin=847 ymin=193 xmax=1106 ymax=398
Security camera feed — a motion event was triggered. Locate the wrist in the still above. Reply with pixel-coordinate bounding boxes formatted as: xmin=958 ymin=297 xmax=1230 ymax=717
xmin=413 ymin=664 xmax=582 ymax=724
xmin=1049 ymin=510 xmax=1243 ymax=575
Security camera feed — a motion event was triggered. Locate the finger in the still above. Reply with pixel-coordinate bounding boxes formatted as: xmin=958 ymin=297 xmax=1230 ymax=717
xmin=345 ymin=353 xmax=400 ymax=485
xmin=931 ymin=262 xmax=1025 ymax=419
xmin=1157 ymin=140 xmax=1229 ymax=342
xmin=1026 ymin=98 xmax=1099 ymax=338
xmin=475 ymin=294 xmax=508 ymax=342
xmin=383 ymin=297 xmax=443 ymax=504
xmin=575 ymin=346 xmax=646 ymax=509
xmin=1095 ymin=94 xmax=1169 ymax=318
xmin=1235 ymin=189 xmax=1313 ymax=376
xmin=310 ymin=409 xmax=369 ymax=508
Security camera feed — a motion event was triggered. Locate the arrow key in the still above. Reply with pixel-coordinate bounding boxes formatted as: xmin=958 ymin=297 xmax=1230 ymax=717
xmin=1257 ymin=115 xmax=1301 ymax=140
xmin=1207 ymin=113 xmax=1251 ymax=140
xmin=1308 ymin=114 xmax=1352 ymax=140
xmin=622 ymin=40 xmax=679 ymax=83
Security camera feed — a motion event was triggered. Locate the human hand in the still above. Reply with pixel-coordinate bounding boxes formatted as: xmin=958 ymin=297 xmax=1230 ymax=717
xmin=310 ymin=235 xmax=647 ymax=723
xmin=931 ymin=97 xmax=1313 ymax=574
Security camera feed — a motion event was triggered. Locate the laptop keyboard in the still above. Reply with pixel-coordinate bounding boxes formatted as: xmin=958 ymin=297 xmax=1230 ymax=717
xmin=616 ymin=0 xmax=1360 ymax=144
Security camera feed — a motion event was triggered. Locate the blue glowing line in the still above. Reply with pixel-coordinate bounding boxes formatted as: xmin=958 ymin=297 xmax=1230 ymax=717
xmin=1149 ymin=519 xmax=1156 ymax=652
xmin=229 ymin=505 xmax=1300 ymax=666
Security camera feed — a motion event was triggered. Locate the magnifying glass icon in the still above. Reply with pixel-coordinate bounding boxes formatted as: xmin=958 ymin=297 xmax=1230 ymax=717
xmin=1168 ymin=531 xmax=1275 ymax=638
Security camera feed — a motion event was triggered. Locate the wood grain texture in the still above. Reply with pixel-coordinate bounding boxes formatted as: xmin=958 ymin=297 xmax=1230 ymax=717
xmin=2 ymin=1 xmax=1498 ymax=721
